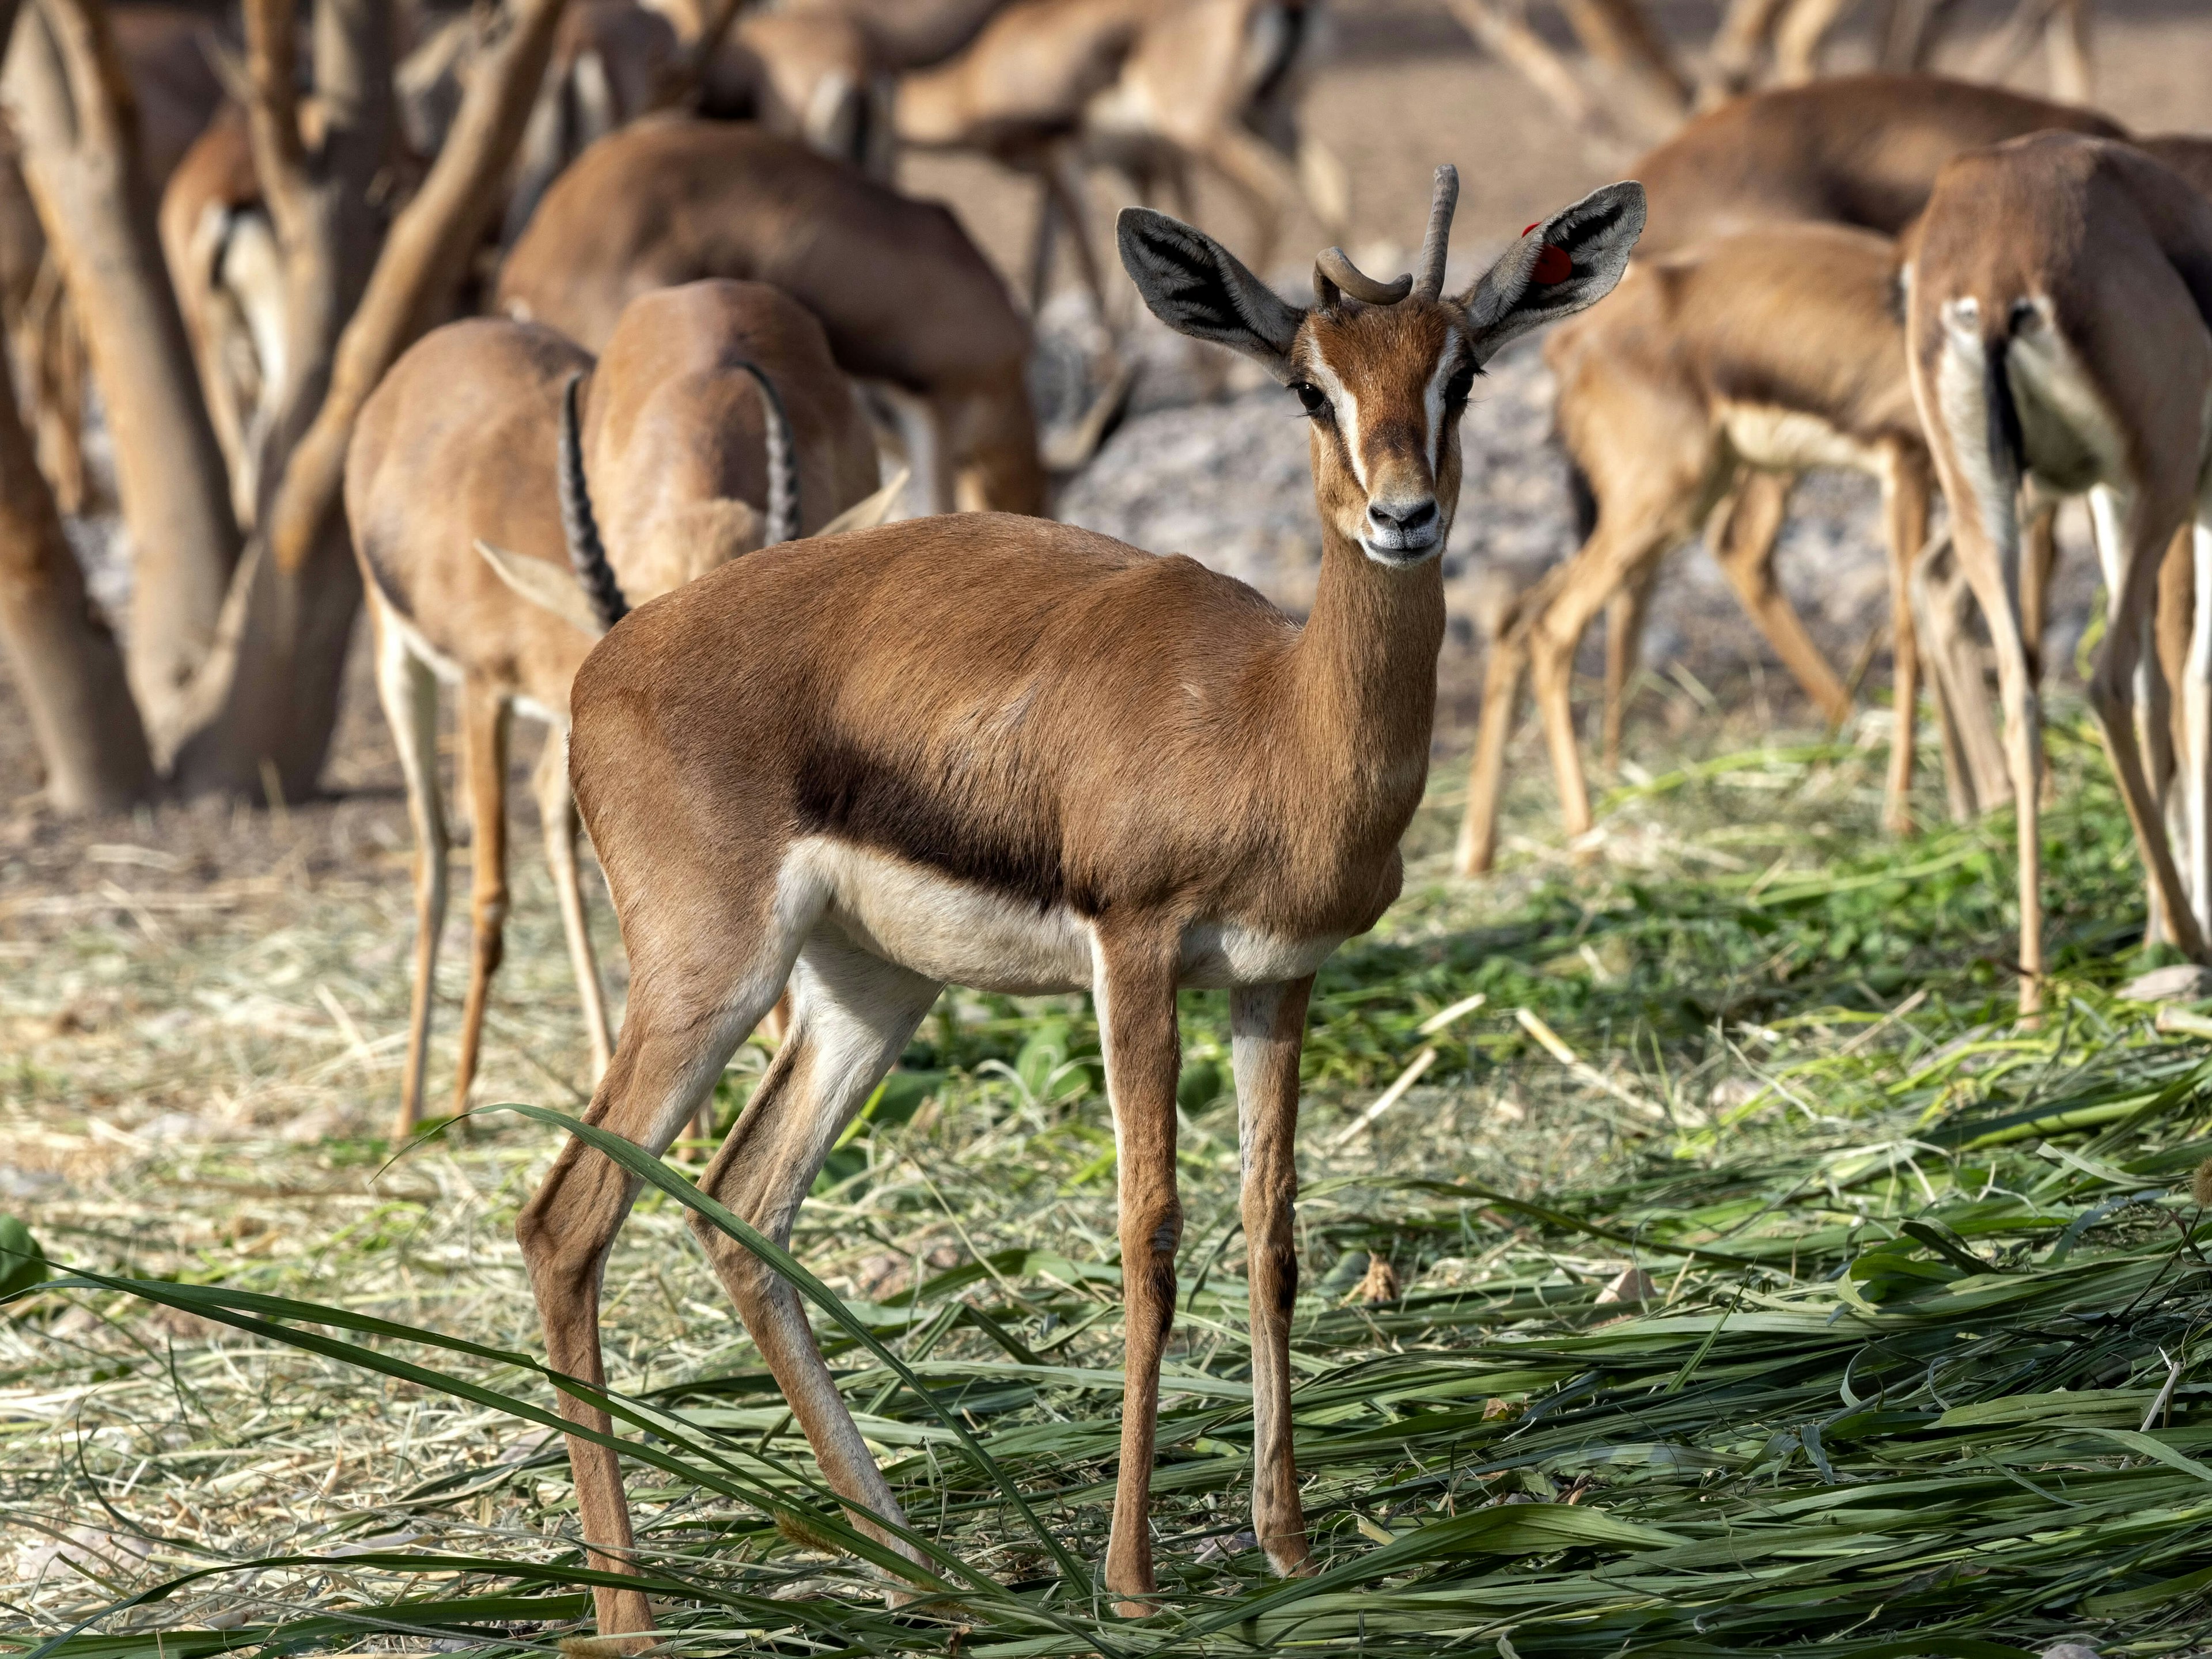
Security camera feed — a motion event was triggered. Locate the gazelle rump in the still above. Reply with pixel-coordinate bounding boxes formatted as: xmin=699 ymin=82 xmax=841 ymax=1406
xmin=1903 ymin=134 xmax=2212 ymax=1017
xmin=346 ymin=280 xmax=878 ymax=1141
xmin=515 ymin=168 xmax=1644 ymax=1637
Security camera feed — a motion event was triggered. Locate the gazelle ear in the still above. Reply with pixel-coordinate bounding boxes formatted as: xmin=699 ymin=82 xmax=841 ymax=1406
xmin=1116 ymin=207 xmax=1304 ymax=379
xmin=1459 ymin=182 xmax=1645 ymax=364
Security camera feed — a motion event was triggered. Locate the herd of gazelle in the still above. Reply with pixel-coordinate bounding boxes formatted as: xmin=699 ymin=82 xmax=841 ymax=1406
xmin=1457 ymin=75 xmax=2212 ymax=1022
xmin=305 ymin=44 xmax=2210 ymax=1645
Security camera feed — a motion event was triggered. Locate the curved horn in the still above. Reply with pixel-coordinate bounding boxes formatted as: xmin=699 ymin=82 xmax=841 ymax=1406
xmin=1413 ymin=164 xmax=1459 ymax=301
xmin=736 ymin=362 xmax=799 ymax=544
xmin=1313 ymin=246 xmax=1410 ymax=306
xmin=558 ymin=372 xmax=628 ymax=631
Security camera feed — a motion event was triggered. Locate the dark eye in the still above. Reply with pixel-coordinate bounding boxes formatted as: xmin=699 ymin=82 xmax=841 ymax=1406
xmin=1444 ymin=359 xmax=1476 ymax=408
xmin=1290 ymin=381 xmax=1331 ymax=419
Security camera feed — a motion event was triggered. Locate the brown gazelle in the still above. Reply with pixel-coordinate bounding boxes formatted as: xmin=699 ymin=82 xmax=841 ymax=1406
xmin=513 ymin=166 xmax=1643 ymax=1636
xmin=498 ymin=120 xmax=1044 ymax=516
xmin=1456 ymin=224 xmax=1936 ymax=875
xmin=347 ymin=280 xmax=887 ymax=1141
xmin=1903 ymin=132 xmax=2212 ymax=1017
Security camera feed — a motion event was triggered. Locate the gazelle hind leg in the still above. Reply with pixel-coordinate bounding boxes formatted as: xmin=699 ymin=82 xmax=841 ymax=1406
xmin=2083 ymin=490 xmax=2203 ymax=963
xmin=535 ymin=734 xmax=613 ymax=1084
xmin=2188 ymin=518 xmax=2212 ymax=941
xmin=1709 ymin=469 xmax=1852 ymax=726
xmin=1878 ymin=448 xmax=1933 ymax=834
xmin=451 ymin=681 xmax=514 ymax=1114
xmin=690 ymin=935 xmax=943 ymax=1574
xmin=517 ymin=885 xmax=810 ymax=1641
xmin=373 ymin=609 xmax=447 ymax=1143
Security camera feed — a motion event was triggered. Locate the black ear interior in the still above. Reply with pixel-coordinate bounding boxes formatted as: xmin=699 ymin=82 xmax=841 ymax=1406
xmin=1117 ymin=209 xmax=1302 ymax=365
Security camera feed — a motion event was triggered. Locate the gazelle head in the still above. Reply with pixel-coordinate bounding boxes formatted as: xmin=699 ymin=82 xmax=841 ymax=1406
xmin=1118 ymin=168 xmax=1645 ymax=567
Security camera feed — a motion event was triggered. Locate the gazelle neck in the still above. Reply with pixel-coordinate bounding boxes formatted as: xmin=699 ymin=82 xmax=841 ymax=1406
xmin=1286 ymin=517 xmax=1447 ymax=816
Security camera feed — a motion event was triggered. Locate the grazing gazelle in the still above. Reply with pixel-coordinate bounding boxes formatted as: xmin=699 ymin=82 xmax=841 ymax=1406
xmin=513 ymin=165 xmax=1643 ymax=1636
xmin=1903 ymin=133 xmax=2212 ymax=1017
xmin=1456 ymin=223 xmax=1937 ymax=875
xmin=347 ymin=280 xmax=889 ymax=1141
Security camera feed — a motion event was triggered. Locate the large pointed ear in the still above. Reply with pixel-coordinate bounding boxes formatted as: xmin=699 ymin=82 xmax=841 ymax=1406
xmin=1459 ymin=182 xmax=1645 ymax=364
xmin=1116 ymin=207 xmax=1305 ymax=380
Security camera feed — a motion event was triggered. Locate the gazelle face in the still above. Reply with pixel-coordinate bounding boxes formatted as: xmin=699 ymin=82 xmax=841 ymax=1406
xmin=1292 ymin=301 xmax=1473 ymax=566
xmin=1116 ymin=171 xmax=1645 ymax=569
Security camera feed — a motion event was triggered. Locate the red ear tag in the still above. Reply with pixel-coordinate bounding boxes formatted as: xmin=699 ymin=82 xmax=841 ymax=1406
xmin=1520 ymin=224 xmax=1572 ymax=285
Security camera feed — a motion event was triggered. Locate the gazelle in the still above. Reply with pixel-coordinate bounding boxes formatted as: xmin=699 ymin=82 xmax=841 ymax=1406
xmin=1903 ymin=132 xmax=2212 ymax=1018
xmin=1456 ymin=223 xmax=1937 ymax=874
xmin=497 ymin=118 xmax=1045 ymax=516
xmin=347 ymin=279 xmax=889 ymax=1141
xmin=893 ymin=0 xmax=1339 ymax=312
xmin=513 ymin=166 xmax=1643 ymax=1637
xmin=1634 ymin=73 xmax=2119 ymax=255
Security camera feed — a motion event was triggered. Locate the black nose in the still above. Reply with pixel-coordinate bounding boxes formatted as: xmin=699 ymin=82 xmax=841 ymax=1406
xmin=1368 ymin=497 xmax=1438 ymax=535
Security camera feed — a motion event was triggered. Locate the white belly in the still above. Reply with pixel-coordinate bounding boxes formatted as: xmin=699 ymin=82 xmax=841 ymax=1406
xmin=1718 ymin=401 xmax=1880 ymax=475
xmin=786 ymin=836 xmax=1344 ymax=994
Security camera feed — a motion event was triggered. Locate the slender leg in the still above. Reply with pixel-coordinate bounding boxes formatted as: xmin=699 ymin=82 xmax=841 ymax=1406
xmin=1600 ymin=558 xmax=1659 ymax=774
xmin=1528 ymin=531 xmax=1679 ymax=853
xmin=517 ymin=876 xmax=809 ymax=1641
xmin=536 ymin=733 xmax=613 ymax=1084
xmin=1911 ymin=533 xmax=1979 ymax=823
xmin=1026 ymin=163 xmax=1060 ymax=315
xmin=690 ymin=937 xmax=942 ymax=1570
xmin=1879 ymin=446 xmax=1933 ymax=834
xmin=2185 ymin=523 xmax=2212 ymax=940
xmin=452 ymin=681 xmax=514 ymax=1113
xmin=1232 ymin=976 xmax=1315 ymax=1578
xmin=1093 ymin=931 xmax=1183 ymax=1612
xmin=1456 ymin=606 xmax=1533 ymax=877
xmin=1710 ymin=470 xmax=1852 ymax=726
xmin=2082 ymin=489 xmax=2203 ymax=965
xmin=2018 ymin=489 xmax=2059 ymax=670
xmin=1043 ymin=146 xmax=1109 ymax=321
xmin=2153 ymin=525 xmax=2192 ymax=941
xmin=373 ymin=609 xmax=448 ymax=1143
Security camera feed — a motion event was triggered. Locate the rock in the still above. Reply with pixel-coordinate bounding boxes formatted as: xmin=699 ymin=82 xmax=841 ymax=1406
xmin=1595 ymin=1266 xmax=1657 ymax=1306
xmin=2039 ymin=1644 xmax=2099 ymax=1659
xmin=2119 ymin=964 xmax=2212 ymax=1003
xmin=1194 ymin=1528 xmax=1258 ymax=1563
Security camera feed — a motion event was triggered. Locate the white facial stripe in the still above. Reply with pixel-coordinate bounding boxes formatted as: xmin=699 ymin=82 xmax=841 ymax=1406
xmin=1422 ymin=330 xmax=1464 ymax=474
xmin=1301 ymin=343 xmax=1364 ymax=491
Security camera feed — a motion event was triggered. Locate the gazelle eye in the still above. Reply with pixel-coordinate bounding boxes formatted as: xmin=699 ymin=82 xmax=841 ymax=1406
xmin=1444 ymin=360 xmax=1476 ymax=407
xmin=1290 ymin=381 xmax=1331 ymax=419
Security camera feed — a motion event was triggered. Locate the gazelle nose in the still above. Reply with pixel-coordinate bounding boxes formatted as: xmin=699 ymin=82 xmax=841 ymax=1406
xmin=1368 ymin=495 xmax=1438 ymax=536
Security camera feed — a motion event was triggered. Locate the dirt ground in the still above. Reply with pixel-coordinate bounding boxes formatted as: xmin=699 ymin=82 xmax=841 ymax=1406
xmin=4 ymin=0 xmax=2211 ymax=1132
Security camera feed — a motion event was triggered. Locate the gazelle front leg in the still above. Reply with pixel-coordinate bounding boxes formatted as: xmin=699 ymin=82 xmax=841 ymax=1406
xmin=1600 ymin=559 xmax=1660 ymax=775
xmin=1456 ymin=613 xmax=1532 ymax=876
xmin=1231 ymin=976 xmax=1316 ymax=1578
xmin=535 ymin=735 xmax=613 ymax=1082
xmin=1094 ymin=932 xmax=1183 ymax=1612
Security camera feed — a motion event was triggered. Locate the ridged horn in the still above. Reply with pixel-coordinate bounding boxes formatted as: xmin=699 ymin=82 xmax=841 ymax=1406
xmin=1413 ymin=164 xmax=1459 ymax=301
xmin=735 ymin=362 xmax=799 ymax=544
xmin=1313 ymin=246 xmax=1410 ymax=306
xmin=558 ymin=372 xmax=628 ymax=631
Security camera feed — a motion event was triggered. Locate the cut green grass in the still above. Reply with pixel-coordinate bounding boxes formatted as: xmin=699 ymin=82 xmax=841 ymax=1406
xmin=5 ymin=719 xmax=2211 ymax=1657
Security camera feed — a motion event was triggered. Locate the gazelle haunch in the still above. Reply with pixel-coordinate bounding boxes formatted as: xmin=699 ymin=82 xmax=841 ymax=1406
xmin=515 ymin=168 xmax=1644 ymax=1636
xmin=347 ymin=280 xmax=887 ymax=1142
xmin=1904 ymin=134 xmax=2212 ymax=1018
xmin=1456 ymin=223 xmax=1935 ymax=876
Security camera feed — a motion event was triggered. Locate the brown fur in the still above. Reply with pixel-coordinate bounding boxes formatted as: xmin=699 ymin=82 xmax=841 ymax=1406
xmin=497 ymin=119 xmax=1042 ymax=514
xmin=1458 ymin=225 xmax=1937 ymax=873
xmin=1635 ymin=73 xmax=2122 ymax=255
xmin=345 ymin=281 xmax=878 ymax=1141
xmin=1903 ymin=133 xmax=2212 ymax=1016
xmin=510 ymin=178 xmax=1643 ymax=1639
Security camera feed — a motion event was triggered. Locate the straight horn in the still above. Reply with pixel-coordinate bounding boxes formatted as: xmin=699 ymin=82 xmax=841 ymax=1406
xmin=1413 ymin=164 xmax=1459 ymax=301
